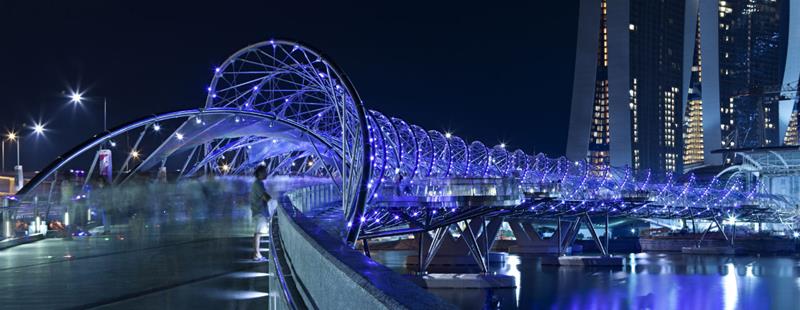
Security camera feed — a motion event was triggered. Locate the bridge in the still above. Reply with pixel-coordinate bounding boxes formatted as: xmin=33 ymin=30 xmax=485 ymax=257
xmin=2 ymin=40 xmax=798 ymax=309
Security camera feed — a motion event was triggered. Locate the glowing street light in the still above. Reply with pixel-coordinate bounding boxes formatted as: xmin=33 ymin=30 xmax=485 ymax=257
xmin=153 ymin=123 xmax=161 ymax=132
xmin=5 ymin=130 xmax=23 ymax=189
xmin=445 ymin=132 xmax=452 ymax=139
xmin=2 ymin=131 xmax=18 ymax=173
xmin=69 ymin=91 xmax=84 ymax=104
xmin=500 ymin=143 xmax=506 ymax=149
xmin=33 ymin=123 xmax=45 ymax=135
xmin=130 ymin=150 xmax=140 ymax=159
xmin=67 ymin=88 xmax=109 ymax=132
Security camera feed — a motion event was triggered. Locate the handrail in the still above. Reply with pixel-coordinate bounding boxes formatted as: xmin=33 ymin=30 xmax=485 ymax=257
xmin=269 ymin=212 xmax=299 ymax=310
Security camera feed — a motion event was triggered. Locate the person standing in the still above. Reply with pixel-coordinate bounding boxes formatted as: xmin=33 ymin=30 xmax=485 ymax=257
xmin=250 ymin=165 xmax=271 ymax=261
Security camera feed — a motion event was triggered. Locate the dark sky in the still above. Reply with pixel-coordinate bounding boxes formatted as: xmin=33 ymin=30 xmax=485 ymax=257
xmin=0 ymin=1 xmax=578 ymax=171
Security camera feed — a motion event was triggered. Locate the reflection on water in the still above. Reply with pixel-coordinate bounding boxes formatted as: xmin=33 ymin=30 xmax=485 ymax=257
xmin=372 ymin=251 xmax=800 ymax=309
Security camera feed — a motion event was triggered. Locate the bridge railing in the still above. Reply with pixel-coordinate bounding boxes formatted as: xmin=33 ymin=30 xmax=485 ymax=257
xmin=283 ymin=183 xmax=341 ymax=213
xmin=376 ymin=177 xmax=521 ymax=198
xmin=271 ymin=184 xmax=454 ymax=309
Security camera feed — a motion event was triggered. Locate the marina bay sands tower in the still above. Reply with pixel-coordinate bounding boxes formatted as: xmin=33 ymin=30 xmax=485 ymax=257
xmin=567 ymin=0 xmax=798 ymax=174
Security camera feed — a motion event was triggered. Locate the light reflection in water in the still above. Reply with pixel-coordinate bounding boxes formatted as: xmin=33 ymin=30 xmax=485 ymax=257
xmin=722 ymin=263 xmax=738 ymax=310
xmin=505 ymin=255 xmax=522 ymax=306
xmin=370 ymin=249 xmax=800 ymax=309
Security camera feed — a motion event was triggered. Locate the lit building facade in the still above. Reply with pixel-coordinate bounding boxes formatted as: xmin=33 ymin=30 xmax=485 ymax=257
xmin=684 ymin=13 xmax=705 ymax=168
xmin=717 ymin=0 xmax=789 ymax=154
xmin=569 ymin=0 xmax=799 ymax=173
xmin=568 ymin=0 xmax=686 ymax=175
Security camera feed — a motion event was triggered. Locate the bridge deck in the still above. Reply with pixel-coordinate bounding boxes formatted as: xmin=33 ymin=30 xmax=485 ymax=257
xmin=0 ymin=230 xmax=269 ymax=309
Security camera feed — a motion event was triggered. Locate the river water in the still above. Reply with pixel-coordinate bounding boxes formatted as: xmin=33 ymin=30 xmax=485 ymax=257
xmin=372 ymin=251 xmax=800 ymax=309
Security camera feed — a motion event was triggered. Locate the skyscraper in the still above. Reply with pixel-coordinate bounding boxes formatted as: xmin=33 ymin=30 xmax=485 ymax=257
xmin=717 ymin=0 xmax=789 ymax=155
xmin=684 ymin=13 xmax=705 ymax=169
xmin=568 ymin=0 xmax=686 ymax=175
xmin=569 ymin=0 xmax=798 ymax=173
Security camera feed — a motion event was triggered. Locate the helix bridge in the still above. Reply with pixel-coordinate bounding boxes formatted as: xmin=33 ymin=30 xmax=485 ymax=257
xmin=9 ymin=39 xmax=797 ymax=249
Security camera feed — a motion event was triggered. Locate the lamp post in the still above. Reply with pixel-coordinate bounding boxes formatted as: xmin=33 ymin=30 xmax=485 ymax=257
xmin=70 ymin=91 xmax=108 ymax=132
xmin=6 ymin=124 xmax=46 ymax=191
xmin=6 ymin=132 xmax=18 ymax=167
xmin=6 ymin=131 xmax=20 ymax=190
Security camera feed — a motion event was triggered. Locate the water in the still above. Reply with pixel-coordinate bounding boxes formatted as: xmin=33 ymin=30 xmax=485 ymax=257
xmin=373 ymin=251 xmax=800 ymax=309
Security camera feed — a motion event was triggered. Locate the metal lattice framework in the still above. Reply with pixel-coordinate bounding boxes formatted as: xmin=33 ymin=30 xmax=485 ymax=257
xmin=10 ymin=40 xmax=798 ymax=244
xmin=202 ymin=40 xmax=370 ymax=242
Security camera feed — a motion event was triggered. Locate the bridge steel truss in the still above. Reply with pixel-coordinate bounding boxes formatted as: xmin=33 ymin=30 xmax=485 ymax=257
xmin=8 ymin=40 xmax=797 ymax=248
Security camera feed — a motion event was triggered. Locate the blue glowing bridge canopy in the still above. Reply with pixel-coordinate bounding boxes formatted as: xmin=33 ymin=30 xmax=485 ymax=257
xmin=12 ymin=40 xmax=797 ymax=244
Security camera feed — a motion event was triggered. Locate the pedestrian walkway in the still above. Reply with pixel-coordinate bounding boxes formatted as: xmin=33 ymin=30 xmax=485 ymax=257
xmin=0 ymin=232 xmax=271 ymax=309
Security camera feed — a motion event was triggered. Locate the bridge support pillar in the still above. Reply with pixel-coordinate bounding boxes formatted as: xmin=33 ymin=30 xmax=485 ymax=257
xmin=507 ymin=219 xmax=573 ymax=255
xmin=406 ymin=217 xmax=505 ymax=274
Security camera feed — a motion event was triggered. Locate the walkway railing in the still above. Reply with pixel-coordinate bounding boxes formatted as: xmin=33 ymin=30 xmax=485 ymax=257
xmin=270 ymin=185 xmax=455 ymax=309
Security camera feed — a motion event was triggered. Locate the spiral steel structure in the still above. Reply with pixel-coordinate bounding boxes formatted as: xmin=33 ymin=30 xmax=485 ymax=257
xmin=10 ymin=40 xmax=797 ymax=244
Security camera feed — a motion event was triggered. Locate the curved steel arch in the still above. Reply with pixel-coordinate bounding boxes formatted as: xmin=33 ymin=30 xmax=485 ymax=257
xmin=203 ymin=39 xmax=371 ymax=243
xmin=13 ymin=39 xmax=796 ymax=243
xmin=17 ymin=108 xmax=341 ymax=198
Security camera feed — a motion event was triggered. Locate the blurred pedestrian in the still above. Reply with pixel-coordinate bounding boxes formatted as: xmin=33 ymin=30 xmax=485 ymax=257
xmin=250 ymin=165 xmax=271 ymax=261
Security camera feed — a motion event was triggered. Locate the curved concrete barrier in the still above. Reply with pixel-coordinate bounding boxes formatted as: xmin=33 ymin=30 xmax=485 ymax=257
xmin=271 ymin=197 xmax=455 ymax=309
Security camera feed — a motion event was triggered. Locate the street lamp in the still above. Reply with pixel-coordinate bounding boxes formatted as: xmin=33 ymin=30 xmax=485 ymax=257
xmin=6 ymin=132 xmax=18 ymax=167
xmin=69 ymin=91 xmax=83 ymax=104
xmin=5 ymin=131 xmax=21 ymax=190
xmin=68 ymin=89 xmax=108 ymax=132
xmin=33 ymin=123 xmax=45 ymax=135
xmin=2 ymin=131 xmax=17 ymax=173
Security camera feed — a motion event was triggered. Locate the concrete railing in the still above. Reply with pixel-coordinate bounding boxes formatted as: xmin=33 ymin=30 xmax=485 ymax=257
xmin=270 ymin=188 xmax=455 ymax=309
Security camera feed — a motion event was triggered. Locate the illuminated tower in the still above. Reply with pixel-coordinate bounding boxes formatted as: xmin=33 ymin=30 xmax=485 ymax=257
xmin=587 ymin=0 xmax=610 ymax=168
xmin=684 ymin=14 xmax=705 ymax=168
xmin=717 ymin=0 xmax=789 ymax=154
xmin=568 ymin=0 xmax=685 ymax=175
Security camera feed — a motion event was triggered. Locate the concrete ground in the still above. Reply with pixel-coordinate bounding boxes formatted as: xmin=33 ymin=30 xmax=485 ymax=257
xmin=0 ymin=228 xmax=270 ymax=310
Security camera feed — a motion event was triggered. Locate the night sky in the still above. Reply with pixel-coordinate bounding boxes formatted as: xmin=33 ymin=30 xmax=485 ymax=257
xmin=0 ymin=1 xmax=578 ymax=171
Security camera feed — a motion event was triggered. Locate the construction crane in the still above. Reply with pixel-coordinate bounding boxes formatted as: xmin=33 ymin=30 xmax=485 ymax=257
xmin=722 ymin=79 xmax=799 ymax=148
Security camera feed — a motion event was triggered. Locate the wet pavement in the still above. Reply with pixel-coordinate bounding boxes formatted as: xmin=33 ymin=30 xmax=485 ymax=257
xmin=0 ymin=230 xmax=270 ymax=309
